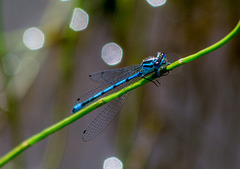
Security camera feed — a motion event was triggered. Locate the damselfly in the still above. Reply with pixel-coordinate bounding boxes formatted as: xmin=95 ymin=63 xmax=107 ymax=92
xmin=72 ymin=52 xmax=170 ymax=142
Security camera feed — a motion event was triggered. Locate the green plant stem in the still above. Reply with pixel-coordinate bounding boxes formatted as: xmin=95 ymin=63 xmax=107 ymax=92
xmin=0 ymin=20 xmax=239 ymax=167
xmin=166 ymin=20 xmax=240 ymax=71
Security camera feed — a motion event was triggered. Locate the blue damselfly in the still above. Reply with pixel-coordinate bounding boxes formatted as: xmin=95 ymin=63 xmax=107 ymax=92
xmin=73 ymin=52 xmax=169 ymax=142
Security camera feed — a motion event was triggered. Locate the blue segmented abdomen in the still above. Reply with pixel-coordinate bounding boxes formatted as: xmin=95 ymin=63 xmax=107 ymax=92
xmin=72 ymin=72 xmax=141 ymax=113
xmin=72 ymin=103 xmax=83 ymax=113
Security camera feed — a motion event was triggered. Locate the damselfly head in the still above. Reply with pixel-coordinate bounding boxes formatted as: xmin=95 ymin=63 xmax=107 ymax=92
xmin=155 ymin=52 xmax=167 ymax=66
xmin=157 ymin=52 xmax=166 ymax=60
xmin=142 ymin=52 xmax=165 ymax=66
xmin=154 ymin=52 xmax=165 ymax=65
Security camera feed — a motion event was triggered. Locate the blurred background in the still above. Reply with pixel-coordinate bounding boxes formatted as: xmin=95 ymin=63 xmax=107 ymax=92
xmin=0 ymin=0 xmax=240 ymax=168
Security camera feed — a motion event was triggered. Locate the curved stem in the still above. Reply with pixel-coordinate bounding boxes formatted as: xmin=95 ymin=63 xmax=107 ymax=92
xmin=0 ymin=20 xmax=240 ymax=167
xmin=166 ymin=20 xmax=240 ymax=71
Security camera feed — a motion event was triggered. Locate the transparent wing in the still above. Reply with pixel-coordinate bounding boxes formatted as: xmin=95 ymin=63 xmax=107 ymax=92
xmin=76 ymin=85 xmax=107 ymax=103
xmin=82 ymin=75 xmax=140 ymax=142
xmin=78 ymin=65 xmax=141 ymax=141
xmin=76 ymin=65 xmax=141 ymax=103
xmin=89 ymin=65 xmax=141 ymax=84
xmin=82 ymin=93 xmax=129 ymax=142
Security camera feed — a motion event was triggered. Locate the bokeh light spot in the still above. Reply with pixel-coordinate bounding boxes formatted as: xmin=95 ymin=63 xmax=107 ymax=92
xmin=70 ymin=8 xmax=89 ymax=31
xmin=103 ymin=157 xmax=123 ymax=169
xmin=23 ymin=27 xmax=45 ymax=50
xmin=101 ymin=43 xmax=123 ymax=65
xmin=146 ymin=0 xmax=166 ymax=7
